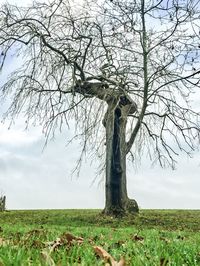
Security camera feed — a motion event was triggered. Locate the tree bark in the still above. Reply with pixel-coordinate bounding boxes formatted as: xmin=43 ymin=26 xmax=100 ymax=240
xmin=0 ymin=196 xmax=6 ymax=211
xmin=74 ymin=81 xmax=139 ymax=216
xmin=102 ymin=98 xmax=139 ymax=216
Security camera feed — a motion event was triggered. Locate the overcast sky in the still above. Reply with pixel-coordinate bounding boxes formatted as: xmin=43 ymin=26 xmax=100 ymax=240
xmin=0 ymin=0 xmax=199 ymax=210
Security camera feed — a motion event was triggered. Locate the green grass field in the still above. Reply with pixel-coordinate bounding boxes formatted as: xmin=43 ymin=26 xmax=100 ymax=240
xmin=0 ymin=209 xmax=199 ymax=265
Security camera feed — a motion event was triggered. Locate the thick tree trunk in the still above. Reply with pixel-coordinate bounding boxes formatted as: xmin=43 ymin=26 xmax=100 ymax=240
xmin=74 ymin=81 xmax=139 ymax=216
xmin=103 ymin=100 xmax=139 ymax=216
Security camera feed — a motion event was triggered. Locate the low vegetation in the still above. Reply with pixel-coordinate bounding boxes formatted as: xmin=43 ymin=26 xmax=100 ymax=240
xmin=0 ymin=209 xmax=199 ymax=265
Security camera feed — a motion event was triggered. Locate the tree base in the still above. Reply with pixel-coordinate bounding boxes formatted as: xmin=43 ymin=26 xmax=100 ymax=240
xmin=102 ymin=198 xmax=139 ymax=217
xmin=125 ymin=198 xmax=139 ymax=213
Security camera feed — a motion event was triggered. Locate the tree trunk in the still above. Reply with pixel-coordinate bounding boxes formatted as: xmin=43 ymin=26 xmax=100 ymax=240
xmin=103 ymin=100 xmax=139 ymax=216
xmin=73 ymin=81 xmax=139 ymax=216
xmin=0 ymin=196 xmax=6 ymax=211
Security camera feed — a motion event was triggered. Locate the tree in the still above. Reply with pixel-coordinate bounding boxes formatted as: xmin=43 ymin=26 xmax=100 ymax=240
xmin=0 ymin=0 xmax=200 ymax=216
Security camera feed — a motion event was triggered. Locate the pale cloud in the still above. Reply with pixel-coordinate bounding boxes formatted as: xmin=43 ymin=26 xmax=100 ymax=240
xmin=128 ymin=153 xmax=200 ymax=209
xmin=0 ymin=119 xmax=104 ymax=209
xmin=0 ymin=122 xmax=42 ymax=147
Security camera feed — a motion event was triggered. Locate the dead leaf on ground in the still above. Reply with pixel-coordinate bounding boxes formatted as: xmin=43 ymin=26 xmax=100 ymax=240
xmin=42 ymin=233 xmax=84 ymax=266
xmin=94 ymin=246 xmax=126 ymax=266
xmin=45 ymin=238 xmax=62 ymax=252
xmin=60 ymin=232 xmax=84 ymax=245
xmin=44 ymin=232 xmax=84 ymax=256
xmin=132 ymin=235 xmax=144 ymax=242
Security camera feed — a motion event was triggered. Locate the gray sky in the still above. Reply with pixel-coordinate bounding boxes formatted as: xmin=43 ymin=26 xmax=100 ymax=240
xmin=0 ymin=0 xmax=199 ymax=210
xmin=0 ymin=118 xmax=199 ymax=210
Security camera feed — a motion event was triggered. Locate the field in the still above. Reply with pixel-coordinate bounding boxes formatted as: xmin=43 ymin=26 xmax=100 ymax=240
xmin=0 ymin=209 xmax=200 ymax=265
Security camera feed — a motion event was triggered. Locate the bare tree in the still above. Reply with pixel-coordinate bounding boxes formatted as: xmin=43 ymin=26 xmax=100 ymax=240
xmin=0 ymin=0 xmax=200 ymax=216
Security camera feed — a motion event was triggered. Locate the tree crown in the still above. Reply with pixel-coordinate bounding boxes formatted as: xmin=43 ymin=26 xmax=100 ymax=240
xmin=0 ymin=0 xmax=200 ymax=170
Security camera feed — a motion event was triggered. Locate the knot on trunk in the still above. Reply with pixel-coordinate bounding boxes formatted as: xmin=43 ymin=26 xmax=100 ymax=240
xmin=102 ymin=94 xmax=137 ymax=127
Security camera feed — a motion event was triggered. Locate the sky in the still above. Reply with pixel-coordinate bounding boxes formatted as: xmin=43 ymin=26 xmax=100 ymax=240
xmin=0 ymin=0 xmax=200 ymax=210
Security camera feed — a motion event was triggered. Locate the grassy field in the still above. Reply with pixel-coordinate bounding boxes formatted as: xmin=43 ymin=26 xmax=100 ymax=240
xmin=0 ymin=209 xmax=199 ymax=265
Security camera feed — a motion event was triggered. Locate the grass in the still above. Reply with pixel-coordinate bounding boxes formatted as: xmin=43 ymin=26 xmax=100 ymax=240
xmin=0 ymin=209 xmax=200 ymax=265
